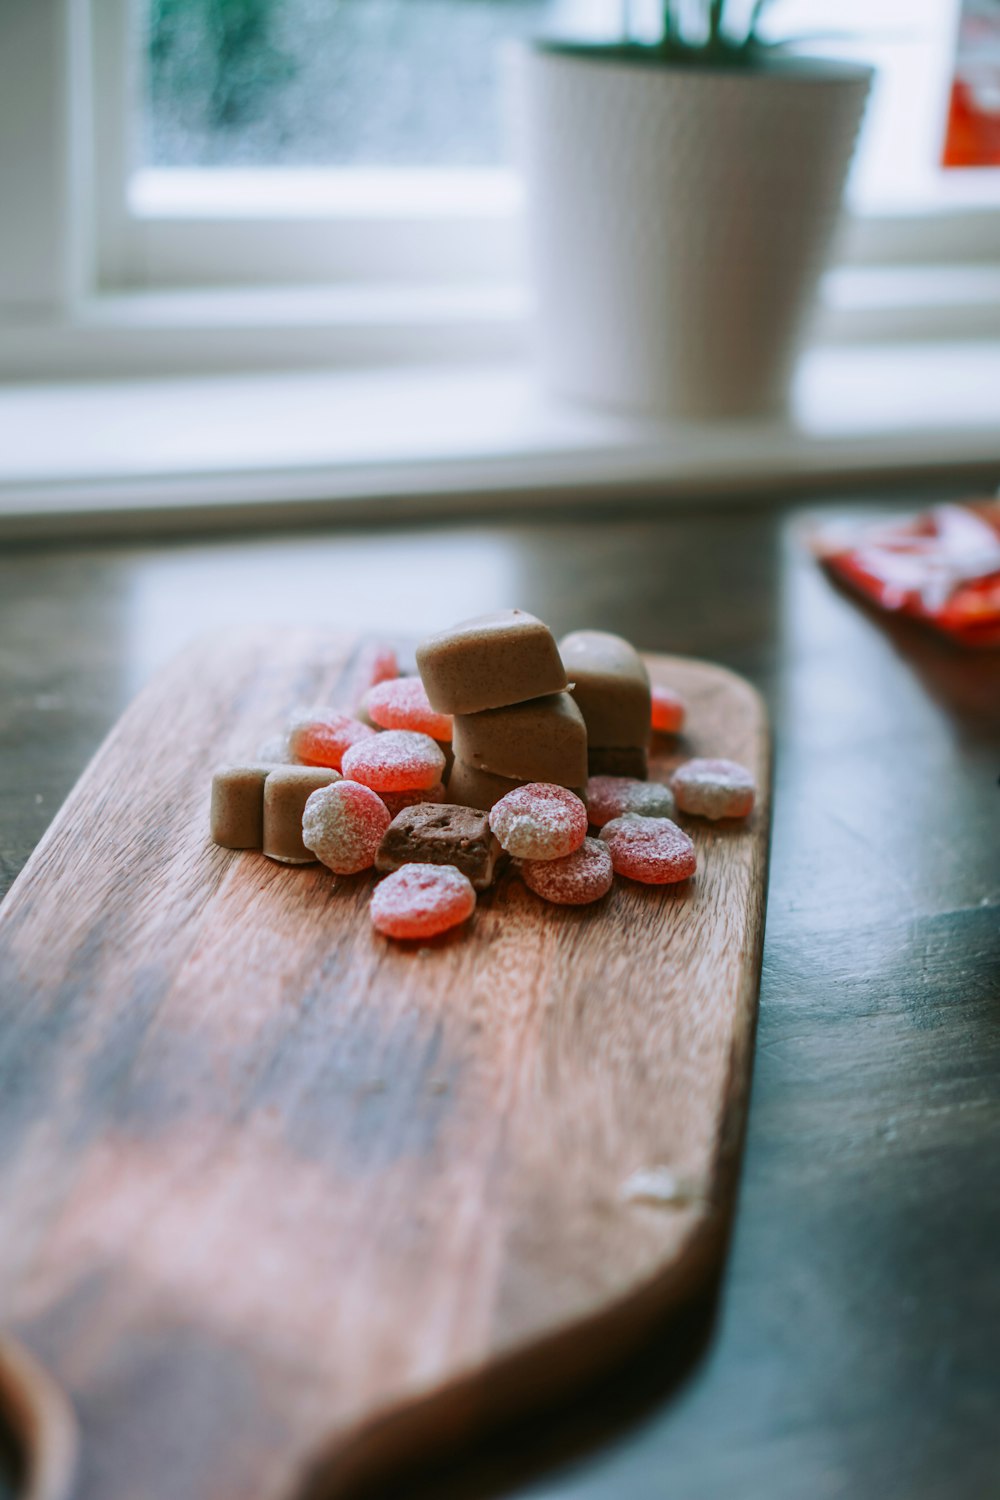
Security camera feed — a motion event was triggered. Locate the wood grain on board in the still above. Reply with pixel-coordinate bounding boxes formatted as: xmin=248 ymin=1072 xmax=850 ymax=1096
xmin=0 ymin=632 xmax=770 ymax=1500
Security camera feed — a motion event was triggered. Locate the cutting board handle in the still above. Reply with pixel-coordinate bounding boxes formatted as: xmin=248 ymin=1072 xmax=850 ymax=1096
xmin=0 ymin=1335 xmax=77 ymax=1500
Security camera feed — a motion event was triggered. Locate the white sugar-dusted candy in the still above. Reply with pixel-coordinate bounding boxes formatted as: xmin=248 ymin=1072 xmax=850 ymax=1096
xmin=489 ymin=783 xmax=588 ymax=861
xmin=302 ymin=780 xmax=390 ymax=875
xmin=671 ymin=758 xmax=755 ymax=821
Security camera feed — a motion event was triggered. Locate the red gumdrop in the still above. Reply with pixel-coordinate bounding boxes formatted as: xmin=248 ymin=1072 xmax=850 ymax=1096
xmin=586 ymin=775 xmax=675 ymax=827
xmin=600 ymin=815 xmax=696 ymax=885
xmin=301 ymin=780 xmax=390 ymax=875
xmin=365 ymin=678 xmax=453 ymax=740
xmin=370 ymin=863 xmax=476 ymax=940
xmin=342 ymin=729 xmax=445 ymax=792
xmin=671 ymin=758 xmax=755 ymax=821
xmin=520 ymin=836 xmax=614 ymax=906
xmin=288 ymin=709 xmax=376 ymax=771
xmin=368 ymin=646 xmax=399 ymax=688
xmin=489 ymin=783 xmax=588 ymax=861
xmin=651 ymin=684 xmax=687 ymax=734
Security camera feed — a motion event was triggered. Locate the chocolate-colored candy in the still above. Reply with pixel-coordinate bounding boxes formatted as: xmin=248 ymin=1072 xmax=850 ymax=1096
xmin=211 ymin=763 xmax=273 ymax=849
xmin=375 ymin=803 xmax=502 ymax=891
xmin=447 ymin=760 xmax=524 ymax=811
xmin=560 ymin=630 xmax=651 ymax=750
xmin=588 ymin=745 xmax=648 ymax=780
xmin=452 ymin=692 xmax=588 ymax=787
xmin=263 ymin=766 xmax=341 ymax=864
xmin=417 ymin=609 xmax=568 ymax=715
xmin=447 ymin=759 xmax=586 ymax=812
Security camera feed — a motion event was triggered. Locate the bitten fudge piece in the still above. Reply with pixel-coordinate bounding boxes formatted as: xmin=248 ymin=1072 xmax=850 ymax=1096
xmin=211 ymin=763 xmax=273 ymax=849
xmin=417 ymin=609 xmax=568 ymax=715
xmin=452 ymin=692 xmax=588 ymax=787
xmin=559 ymin=630 xmax=652 ymax=749
xmin=263 ymin=766 xmax=341 ymax=864
xmin=588 ymin=745 xmax=649 ymax=780
xmin=375 ymin=803 xmax=502 ymax=891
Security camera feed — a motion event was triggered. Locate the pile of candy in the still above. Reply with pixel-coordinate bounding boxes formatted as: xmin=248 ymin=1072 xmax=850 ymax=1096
xmin=210 ymin=612 xmax=757 ymax=941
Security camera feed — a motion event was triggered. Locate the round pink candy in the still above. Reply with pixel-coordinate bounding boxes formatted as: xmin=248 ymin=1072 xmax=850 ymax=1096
xmin=520 ymin=837 xmax=614 ymax=906
xmin=651 ymin=685 xmax=687 ymax=734
xmin=370 ymin=863 xmax=476 ymax=940
xmin=586 ymin=775 xmax=675 ymax=828
xmin=671 ymin=758 xmax=755 ymax=821
xmin=342 ymin=730 xmax=446 ymax=793
xmin=600 ymin=815 xmax=696 ymax=885
xmin=489 ymin=783 xmax=588 ymax=861
xmin=301 ymin=780 xmax=390 ymax=875
xmin=288 ymin=709 xmax=375 ymax=771
xmin=365 ymin=678 xmax=453 ymax=740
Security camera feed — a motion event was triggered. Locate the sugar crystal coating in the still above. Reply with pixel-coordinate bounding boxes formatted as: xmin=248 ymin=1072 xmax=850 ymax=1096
xmin=489 ymin=783 xmax=588 ymax=861
xmin=651 ymin=685 xmax=687 ymax=734
xmin=600 ymin=815 xmax=696 ymax=884
xmin=586 ymin=775 xmax=676 ymax=828
xmin=671 ymin=758 xmax=755 ymax=820
xmin=365 ymin=678 xmax=453 ymax=740
xmin=301 ymin=780 xmax=390 ymax=875
xmin=342 ymin=729 xmax=446 ymax=793
xmin=370 ymin=863 xmax=476 ymax=939
xmin=288 ymin=708 xmax=375 ymax=771
xmin=520 ymin=836 xmax=614 ymax=906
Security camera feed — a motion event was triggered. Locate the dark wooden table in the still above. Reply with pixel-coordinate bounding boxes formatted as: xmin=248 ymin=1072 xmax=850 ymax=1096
xmin=2 ymin=493 xmax=998 ymax=1500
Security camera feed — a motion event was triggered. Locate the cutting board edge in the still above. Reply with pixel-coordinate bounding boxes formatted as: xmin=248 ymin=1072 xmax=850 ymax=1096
xmin=296 ymin=1209 xmax=730 ymax=1500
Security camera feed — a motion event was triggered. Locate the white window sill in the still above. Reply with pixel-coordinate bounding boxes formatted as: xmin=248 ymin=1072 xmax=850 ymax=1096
xmin=4 ymin=266 xmax=1000 ymax=380
xmin=1 ymin=339 xmax=999 ymax=540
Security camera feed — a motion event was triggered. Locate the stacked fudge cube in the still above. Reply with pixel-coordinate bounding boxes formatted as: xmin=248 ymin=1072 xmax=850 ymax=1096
xmin=417 ymin=609 xmax=589 ymax=810
xmin=559 ymin=630 xmax=652 ymax=780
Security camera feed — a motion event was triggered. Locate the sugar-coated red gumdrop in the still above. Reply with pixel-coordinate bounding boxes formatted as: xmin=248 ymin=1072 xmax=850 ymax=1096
xmin=368 ymin=646 xmax=399 ymax=689
xmin=364 ymin=678 xmax=453 ymax=740
xmin=520 ymin=836 xmax=614 ymax=906
xmin=342 ymin=729 xmax=445 ymax=792
xmin=301 ymin=780 xmax=390 ymax=875
xmin=489 ymin=783 xmax=588 ymax=861
xmin=600 ymin=815 xmax=696 ymax=885
xmin=586 ymin=775 xmax=675 ymax=828
xmin=651 ymin=685 xmax=687 ymax=734
xmin=288 ymin=709 xmax=375 ymax=771
xmin=671 ymin=758 xmax=755 ymax=821
xmin=370 ymin=863 xmax=476 ymax=940
xmin=380 ymin=783 xmax=447 ymax=819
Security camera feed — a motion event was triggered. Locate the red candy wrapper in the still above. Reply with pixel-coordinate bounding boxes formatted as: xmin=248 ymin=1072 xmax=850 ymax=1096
xmin=815 ymin=501 xmax=1000 ymax=649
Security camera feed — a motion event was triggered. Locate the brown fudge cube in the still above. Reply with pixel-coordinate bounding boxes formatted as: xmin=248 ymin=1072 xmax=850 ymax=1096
xmin=263 ymin=766 xmax=341 ymax=864
xmin=588 ymin=745 xmax=648 ymax=780
xmin=210 ymin=763 xmax=273 ymax=849
xmin=447 ymin=760 xmax=524 ymax=811
xmin=452 ymin=692 xmax=588 ymax=787
xmin=560 ymin=630 xmax=651 ymax=749
xmin=417 ymin=609 xmax=568 ymax=715
xmin=447 ymin=759 xmax=587 ymax=812
xmin=375 ymin=803 xmax=502 ymax=891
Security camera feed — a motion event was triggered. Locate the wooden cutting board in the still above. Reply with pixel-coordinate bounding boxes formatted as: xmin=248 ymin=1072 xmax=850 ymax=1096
xmin=0 ymin=632 xmax=770 ymax=1500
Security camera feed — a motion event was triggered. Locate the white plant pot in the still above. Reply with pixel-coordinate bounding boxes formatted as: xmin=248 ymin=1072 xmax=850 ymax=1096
xmin=517 ymin=47 xmax=872 ymax=420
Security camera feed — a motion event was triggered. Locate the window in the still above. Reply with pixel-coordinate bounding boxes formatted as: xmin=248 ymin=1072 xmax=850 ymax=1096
xmin=1 ymin=0 xmax=999 ymax=365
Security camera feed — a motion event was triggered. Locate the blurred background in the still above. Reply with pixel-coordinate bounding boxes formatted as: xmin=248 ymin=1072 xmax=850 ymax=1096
xmin=1 ymin=0 xmax=1000 ymax=530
